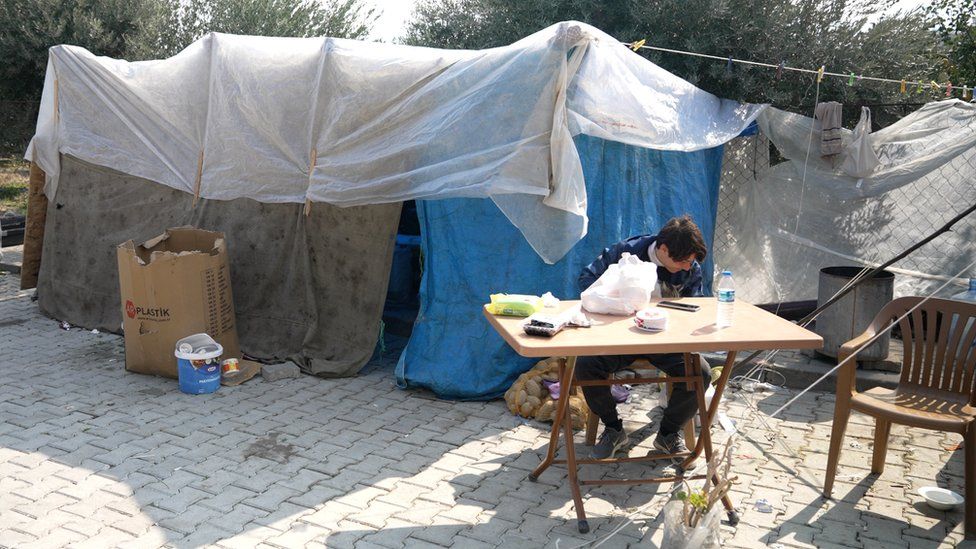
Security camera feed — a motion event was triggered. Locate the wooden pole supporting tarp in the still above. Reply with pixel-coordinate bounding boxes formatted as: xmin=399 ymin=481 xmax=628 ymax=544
xmin=20 ymin=161 xmax=47 ymax=289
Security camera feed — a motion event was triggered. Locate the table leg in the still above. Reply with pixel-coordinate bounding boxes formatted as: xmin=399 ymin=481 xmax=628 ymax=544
xmin=686 ymin=351 xmax=739 ymax=459
xmin=681 ymin=353 xmax=713 ymax=470
xmin=529 ymin=355 xmax=577 ymax=482
xmin=562 ymin=384 xmax=589 ymax=533
xmin=708 ymin=351 xmax=738 ymax=427
xmin=703 ymin=351 xmax=740 ymax=522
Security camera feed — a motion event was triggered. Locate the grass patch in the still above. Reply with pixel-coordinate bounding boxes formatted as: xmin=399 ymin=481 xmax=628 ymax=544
xmin=0 ymin=157 xmax=29 ymax=215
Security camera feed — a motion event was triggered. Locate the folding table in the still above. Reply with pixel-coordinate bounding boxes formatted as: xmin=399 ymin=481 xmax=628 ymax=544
xmin=484 ymin=297 xmax=823 ymax=533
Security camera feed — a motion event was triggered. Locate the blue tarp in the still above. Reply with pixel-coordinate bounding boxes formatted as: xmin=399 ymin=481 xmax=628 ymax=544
xmin=395 ymin=135 xmax=724 ymax=400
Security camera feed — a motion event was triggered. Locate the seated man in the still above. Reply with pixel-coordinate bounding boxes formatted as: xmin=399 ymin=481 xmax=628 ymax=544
xmin=577 ymin=215 xmax=711 ymax=462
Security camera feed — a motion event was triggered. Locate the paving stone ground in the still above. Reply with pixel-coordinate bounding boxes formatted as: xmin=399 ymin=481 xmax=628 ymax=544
xmin=0 ymin=271 xmax=972 ymax=548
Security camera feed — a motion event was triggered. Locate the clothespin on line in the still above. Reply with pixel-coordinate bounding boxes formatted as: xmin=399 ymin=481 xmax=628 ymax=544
xmin=816 ymin=66 xmax=825 ymax=83
xmin=847 ymin=72 xmax=855 ymax=86
xmin=945 ymin=82 xmax=953 ymax=98
xmin=775 ymin=60 xmax=784 ymax=80
xmin=630 ymin=39 xmax=645 ymax=52
xmin=900 ymin=79 xmax=906 ymax=94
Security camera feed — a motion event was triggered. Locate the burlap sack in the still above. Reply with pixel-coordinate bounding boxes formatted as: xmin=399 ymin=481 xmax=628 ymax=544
xmin=504 ymin=357 xmax=590 ymax=429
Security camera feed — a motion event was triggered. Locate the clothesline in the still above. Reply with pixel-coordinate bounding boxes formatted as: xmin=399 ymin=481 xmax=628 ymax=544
xmin=625 ymin=40 xmax=975 ymax=100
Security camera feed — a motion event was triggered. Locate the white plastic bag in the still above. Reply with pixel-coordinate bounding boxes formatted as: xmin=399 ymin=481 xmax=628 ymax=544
xmin=662 ymin=500 xmax=723 ymax=549
xmin=840 ymin=106 xmax=880 ymax=178
xmin=581 ymin=252 xmax=657 ymax=315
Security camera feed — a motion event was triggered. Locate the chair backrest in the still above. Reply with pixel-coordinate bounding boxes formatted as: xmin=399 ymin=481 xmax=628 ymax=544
xmin=869 ymin=297 xmax=976 ymax=403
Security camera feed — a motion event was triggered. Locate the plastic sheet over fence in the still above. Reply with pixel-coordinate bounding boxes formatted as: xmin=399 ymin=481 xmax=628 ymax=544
xmin=395 ymin=135 xmax=723 ymax=400
xmin=26 ymin=21 xmax=760 ymax=264
xmin=724 ymin=100 xmax=976 ymax=303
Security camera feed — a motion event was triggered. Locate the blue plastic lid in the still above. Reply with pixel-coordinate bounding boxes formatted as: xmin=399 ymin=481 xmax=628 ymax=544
xmin=722 ymin=270 xmax=732 ymax=276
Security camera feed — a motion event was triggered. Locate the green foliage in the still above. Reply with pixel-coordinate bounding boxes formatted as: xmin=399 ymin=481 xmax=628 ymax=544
xmin=0 ymin=0 xmax=376 ymax=100
xmin=404 ymin=0 xmax=948 ymax=127
xmin=675 ymin=489 xmax=708 ymax=513
xmin=688 ymin=490 xmax=708 ymax=512
xmin=0 ymin=0 xmax=147 ymax=99
xmin=0 ymin=157 xmax=29 ymax=215
xmin=128 ymin=0 xmax=377 ymax=60
xmin=926 ymin=0 xmax=976 ymax=87
xmin=0 ymin=183 xmax=25 ymax=200
xmin=631 ymin=1 xmax=941 ymax=106
xmin=404 ymin=0 xmax=632 ymax=49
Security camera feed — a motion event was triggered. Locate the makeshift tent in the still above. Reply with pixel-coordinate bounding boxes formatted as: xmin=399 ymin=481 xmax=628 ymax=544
xmin=26 ymin=21 xmax=762 ymax=381
xmin=722 ymin=100 xmax=976 ymax=304
xmin=27 ymin=21 xmax=761 ymax=264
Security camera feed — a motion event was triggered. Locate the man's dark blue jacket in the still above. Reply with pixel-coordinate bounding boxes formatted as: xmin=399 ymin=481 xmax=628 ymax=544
xmin=578 ymin=234 xmax=704 ymax=298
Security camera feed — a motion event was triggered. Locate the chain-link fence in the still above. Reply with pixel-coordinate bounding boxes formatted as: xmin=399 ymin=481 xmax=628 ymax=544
xmin=0 ymin=100 xmax=39 ymax=158
xmin=715 ymin=105 xmax=976 ymax=304
xmin=715 ymin=132 xmax=769 ymax=299
xmin=873 ymin=121 xmax=976 ymax=296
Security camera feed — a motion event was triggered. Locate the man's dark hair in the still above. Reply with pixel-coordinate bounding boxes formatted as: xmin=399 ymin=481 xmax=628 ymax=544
xmin=656 ymin=215 xmax=707 ymax=262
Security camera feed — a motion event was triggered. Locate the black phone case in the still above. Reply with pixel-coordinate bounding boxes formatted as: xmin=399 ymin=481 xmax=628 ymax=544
xmin=658 ymin=301 xmax=700 ymax=311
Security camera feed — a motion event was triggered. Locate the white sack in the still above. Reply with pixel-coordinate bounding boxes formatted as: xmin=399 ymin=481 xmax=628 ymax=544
xmin=26 ymin=21 xmax=762 ymax=263
xmin=840 ymin=106 xmax=880 ymax=178
xmin=581 ymin=252 xmax=657 ymax=315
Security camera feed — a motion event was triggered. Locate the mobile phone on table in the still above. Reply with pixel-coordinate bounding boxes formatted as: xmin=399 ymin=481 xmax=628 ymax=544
xmin=657 ymin=301 xmax=701 ymax=312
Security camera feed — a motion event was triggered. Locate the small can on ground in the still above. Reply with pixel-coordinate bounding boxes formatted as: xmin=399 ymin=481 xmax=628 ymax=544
xmin=221 ymin=358 xmax=240 ymax=377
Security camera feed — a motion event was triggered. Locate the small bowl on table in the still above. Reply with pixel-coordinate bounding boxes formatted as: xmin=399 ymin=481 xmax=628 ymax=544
xmin=634 ymin=308 xmax=668 ymax=332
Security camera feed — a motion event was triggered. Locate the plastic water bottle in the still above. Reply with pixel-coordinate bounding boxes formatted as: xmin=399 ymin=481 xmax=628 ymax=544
xmin=949 ymin=278 xmax=976 ymax=343
xmin=716 ymin=270 xmax=735 ymax=328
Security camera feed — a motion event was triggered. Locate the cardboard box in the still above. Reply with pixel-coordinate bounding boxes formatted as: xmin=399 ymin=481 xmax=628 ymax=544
xmin=117 ymin=227 xmax=241 ymax=378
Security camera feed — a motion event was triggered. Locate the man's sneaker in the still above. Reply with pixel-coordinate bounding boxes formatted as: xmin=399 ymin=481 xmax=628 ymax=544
xmin=590 ymin=427 xmax=629 ymax=459
xmin=651 ymin=431 xmax=690 ymax=466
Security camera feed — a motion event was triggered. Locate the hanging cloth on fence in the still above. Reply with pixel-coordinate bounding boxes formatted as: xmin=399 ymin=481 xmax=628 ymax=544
xmin=814 ymin=101 xmax=844 ymax=156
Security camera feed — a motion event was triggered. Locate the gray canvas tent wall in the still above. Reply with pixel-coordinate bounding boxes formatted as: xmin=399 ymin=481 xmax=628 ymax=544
xmin=37 ymin=155 xmax=401 ymax=376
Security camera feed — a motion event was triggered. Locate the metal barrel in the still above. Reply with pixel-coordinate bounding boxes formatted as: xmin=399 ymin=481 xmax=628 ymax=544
xmin=815 ymin=266 xmax=895 ymax=360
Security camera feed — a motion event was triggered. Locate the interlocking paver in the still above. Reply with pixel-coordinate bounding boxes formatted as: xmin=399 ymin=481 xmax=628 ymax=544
xmin=357 ymin=517 xmax=418 ymax=549
xmin=408 ymin=521 xmax=466 ymax=546
xmin=157 ymin=503 xmax=222 ymax=535
xmin=0 ymin=529 xmax=38 ymax=546
xmin=115 ymin=527 xmax=177 ymax=549
xmin=18 ymin=526 xmax=87 ymax=549
xmin=347 ymin=501 xmax=408 ymax=529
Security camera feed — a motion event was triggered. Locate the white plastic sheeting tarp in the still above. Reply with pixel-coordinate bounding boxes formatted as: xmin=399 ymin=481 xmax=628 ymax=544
xmin=26 ymin=21 xmax=762 ymax=263
xmin=722 ymin=100 xmax=976 ymax=303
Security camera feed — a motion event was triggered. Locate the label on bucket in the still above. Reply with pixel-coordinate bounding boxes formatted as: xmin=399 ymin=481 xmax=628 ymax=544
xmin=178 ymin=357 xmax=221 ymax=394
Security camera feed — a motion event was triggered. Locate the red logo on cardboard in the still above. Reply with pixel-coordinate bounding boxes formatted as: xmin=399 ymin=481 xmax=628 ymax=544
xmin=125 ymin=300 xmax=136 ymax=319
